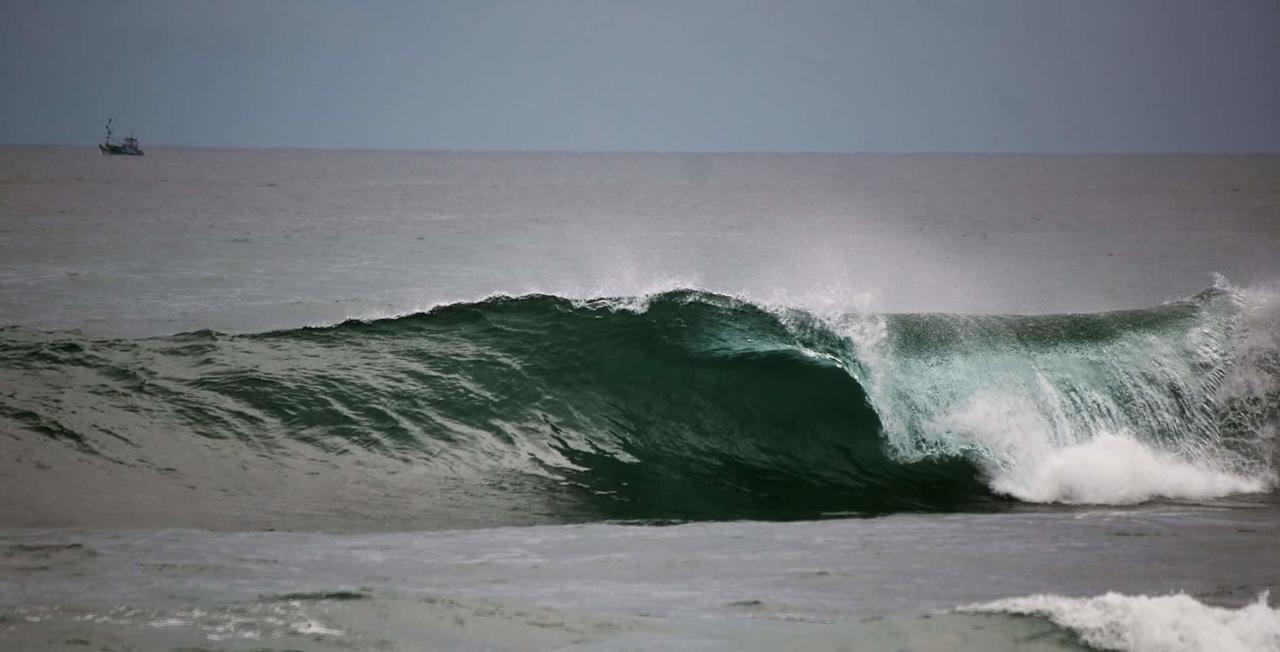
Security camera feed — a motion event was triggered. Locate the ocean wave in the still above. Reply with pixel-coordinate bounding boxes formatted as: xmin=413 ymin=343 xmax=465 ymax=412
xmin=0 ymin=282 xmax=1276 ymax=520
xmin=963 ymin=592 xmax=1280 ymax=652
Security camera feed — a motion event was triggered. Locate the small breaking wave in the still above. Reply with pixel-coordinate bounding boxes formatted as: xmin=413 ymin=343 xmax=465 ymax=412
xmin=963 ymin=592 xmax=1280 ymax=652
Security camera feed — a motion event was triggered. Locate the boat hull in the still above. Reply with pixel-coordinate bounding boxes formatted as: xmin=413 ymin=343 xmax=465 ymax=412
xmin=99 ymin=144 xmax=144 ymax=156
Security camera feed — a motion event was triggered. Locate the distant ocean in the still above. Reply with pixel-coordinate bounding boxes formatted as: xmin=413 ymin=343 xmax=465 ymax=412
xmin=2 ymin=147 xmax=1278 ymax=650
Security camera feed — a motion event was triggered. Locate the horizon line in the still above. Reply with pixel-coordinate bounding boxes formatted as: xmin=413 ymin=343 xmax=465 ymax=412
xmin=4 ymin=142 xmax=1279 ymax=157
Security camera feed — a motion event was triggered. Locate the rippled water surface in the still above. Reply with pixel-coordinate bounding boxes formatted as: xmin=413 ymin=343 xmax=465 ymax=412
xmin=2 ymin=148 xmax=1278 ymax=650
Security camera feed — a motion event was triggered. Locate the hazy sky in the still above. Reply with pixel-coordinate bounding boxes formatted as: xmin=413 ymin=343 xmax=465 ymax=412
xmin=2 ymin=0 xmax=1277 ymax=152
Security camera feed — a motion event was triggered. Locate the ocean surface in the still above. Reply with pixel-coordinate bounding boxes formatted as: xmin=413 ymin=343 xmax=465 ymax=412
xmin=1 ymin=147 xmax=1278 ymax=650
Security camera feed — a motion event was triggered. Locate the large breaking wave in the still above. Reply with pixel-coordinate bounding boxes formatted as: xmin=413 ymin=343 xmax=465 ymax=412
xmin=1 ymin=280 xmax=1276 ymax=521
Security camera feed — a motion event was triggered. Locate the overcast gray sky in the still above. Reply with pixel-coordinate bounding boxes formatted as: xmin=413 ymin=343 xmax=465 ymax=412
xmin=2 ymin=0 xmax=1277 ymax=152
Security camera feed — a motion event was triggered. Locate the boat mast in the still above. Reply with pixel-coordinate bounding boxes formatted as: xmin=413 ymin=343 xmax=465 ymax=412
xmin=104 ymin=118 xmax=113 ymax=145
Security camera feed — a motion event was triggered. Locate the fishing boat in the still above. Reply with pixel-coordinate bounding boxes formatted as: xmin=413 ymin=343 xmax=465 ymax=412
xmin=99 ymin=119 xmax=144 ymax=156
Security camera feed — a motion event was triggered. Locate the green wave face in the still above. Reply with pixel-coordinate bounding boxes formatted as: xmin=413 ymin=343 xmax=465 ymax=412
xmin=233 ymin=291 xmax=993 ymax=517
xmin=0 ymin=286 xmax=1274 ymax=523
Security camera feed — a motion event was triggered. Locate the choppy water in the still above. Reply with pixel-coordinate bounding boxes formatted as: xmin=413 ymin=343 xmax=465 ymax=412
xmin=1 ymin=148 xmax=1279 ymax=650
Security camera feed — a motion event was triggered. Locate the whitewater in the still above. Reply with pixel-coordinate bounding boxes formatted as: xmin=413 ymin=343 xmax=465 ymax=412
xmin=2 ymin=148 xmax=1279 ymax=650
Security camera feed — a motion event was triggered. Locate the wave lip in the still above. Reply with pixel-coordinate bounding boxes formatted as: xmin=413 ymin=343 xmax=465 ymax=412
xmin=962 ymin=592 xmax=1280 ymax=652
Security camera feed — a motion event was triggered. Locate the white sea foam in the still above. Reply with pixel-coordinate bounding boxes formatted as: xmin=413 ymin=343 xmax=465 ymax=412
xmin=288 ymin=619 xmax=345 ymax=636
xmin=989 ymin=431 xmax=1267 ymax=504
xmin=964 ymin=592 xmax=1280 ymax=652
xmin=922 ymin=389 xmax=1269 ymax=504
